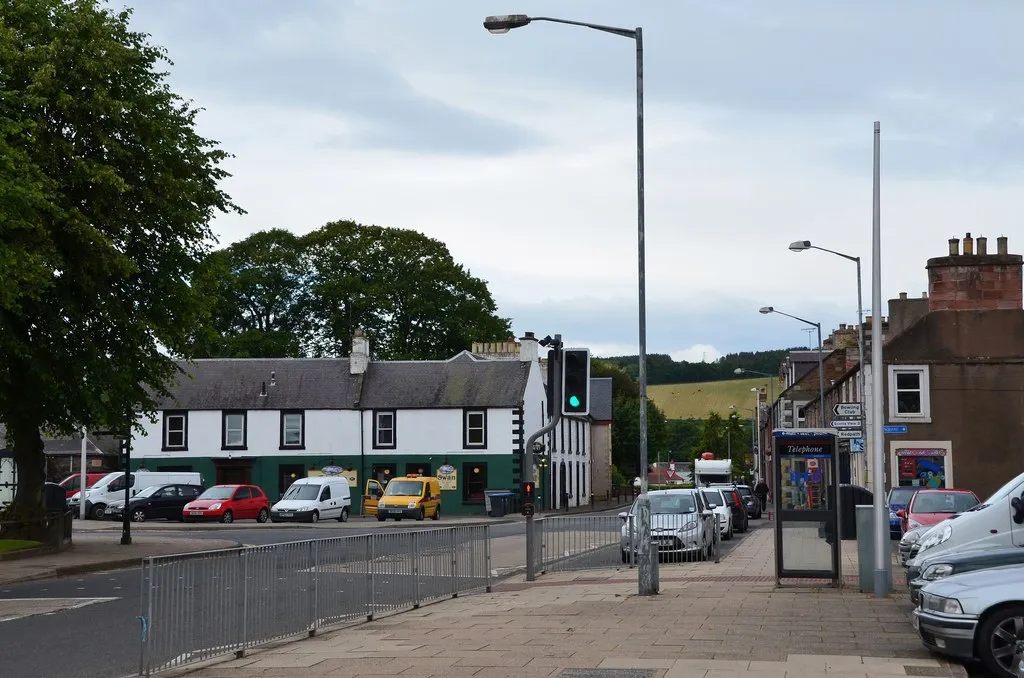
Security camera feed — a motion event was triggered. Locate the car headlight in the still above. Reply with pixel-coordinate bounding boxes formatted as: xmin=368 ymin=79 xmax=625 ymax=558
xmin=900 ymin=530 xmax=921 ymax=545
xmin=922 ymin=593 xmax=964 ymax=615
xmin=209 ymin=503 xmax=222 ymax=510
xmin=408 ymin=502 xmax=417 ymax=509
xmin=908 ymin=519 xmax=923 ymax=529
xmin=889 ymin=510 xmax=897 ymax=520
xmin=917 ymin=524 xmax=952 ymax=553
xmin=921 ymin=563 xmax=955 ymax=581
xmin=678 ymin=521 xmax=698 ymax=531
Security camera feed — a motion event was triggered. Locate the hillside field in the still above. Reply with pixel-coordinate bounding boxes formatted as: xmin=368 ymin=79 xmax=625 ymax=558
xmin=648 ymin=376 xmax=784 ymax=420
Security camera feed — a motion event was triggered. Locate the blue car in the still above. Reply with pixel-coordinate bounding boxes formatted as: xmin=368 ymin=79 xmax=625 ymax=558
xmin=887 ymin=486 xmax=922 ymax=538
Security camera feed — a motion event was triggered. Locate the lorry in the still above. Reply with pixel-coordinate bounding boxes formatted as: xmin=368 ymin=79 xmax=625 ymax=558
xmin=694 ymin=454 xmax=732 ymax=486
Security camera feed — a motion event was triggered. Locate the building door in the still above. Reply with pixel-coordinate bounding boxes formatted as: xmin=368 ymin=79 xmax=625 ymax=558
xmin=405 ymin=462 xmax=432 ymax=477
xmin=371 ymin=463 xmax=397 ymax=486
xmin=278 ymin=464 xmax=305 ymax=500
xmin=215 ymin=460 xmax=252 ymax=486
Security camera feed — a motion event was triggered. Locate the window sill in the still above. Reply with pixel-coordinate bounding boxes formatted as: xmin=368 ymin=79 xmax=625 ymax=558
xmin=161 ymin=447 xmax=189 ymax=452
xmin=279 ymin=445 xmax=306 ymax=451
xmin=462 ymin=445 xmax=487 ymax=451
xmin=371 ymin=445 xmax=397 ymax=451
xmin=221 ymin=446 xmax=249 ymax=451
xmin=888 ymin=415 xmax=932 ymax=424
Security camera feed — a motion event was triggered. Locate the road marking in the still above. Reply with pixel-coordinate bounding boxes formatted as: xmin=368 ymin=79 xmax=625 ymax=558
xmin=0 ymin=597 xmax=119 ymax=623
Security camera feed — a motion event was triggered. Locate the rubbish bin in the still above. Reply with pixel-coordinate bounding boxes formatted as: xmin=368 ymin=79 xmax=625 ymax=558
xmin=484 ymin=490 xmax=513 ymax=517
xmin=44 ymin=481 xmax=67 ymax=513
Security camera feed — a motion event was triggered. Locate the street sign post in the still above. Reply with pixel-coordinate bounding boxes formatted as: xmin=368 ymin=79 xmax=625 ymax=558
xmin=837 ymin=430 xmax=863 ymax=439
xmin=830 ymin=419 xmax=863 ymax=429
xmin=832 ymin=402 xmax=863 ymax=417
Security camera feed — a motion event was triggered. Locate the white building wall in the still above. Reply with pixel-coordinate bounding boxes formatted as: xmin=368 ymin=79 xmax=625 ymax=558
xmin=361 ymin=408 xmax=515 ymax=455
xmin=134 ymin=409 xmax=361 ymax=460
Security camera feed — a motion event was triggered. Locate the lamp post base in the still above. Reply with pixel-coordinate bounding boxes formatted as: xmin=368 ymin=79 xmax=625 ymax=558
xmin=873 ymin=568 xmax=891 ymax=597
xmin=635 ymin=494 xmax=658 ymax=596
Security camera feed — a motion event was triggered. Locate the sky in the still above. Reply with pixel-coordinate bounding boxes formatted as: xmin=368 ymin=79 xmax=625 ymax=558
xmin=122 ymin=0 xmax=1024 ymax=362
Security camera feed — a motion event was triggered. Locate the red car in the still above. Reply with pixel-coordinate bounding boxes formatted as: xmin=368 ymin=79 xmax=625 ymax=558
xmin=897 ymin=488 xmax=980 ymax=534
xmin=182 ymin=484 xmax=270 ymax=523
xmin=58 ymin=472 xmax=108 ymax=498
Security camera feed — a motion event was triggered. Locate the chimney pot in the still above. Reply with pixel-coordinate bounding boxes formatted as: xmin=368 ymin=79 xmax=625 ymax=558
xmin=518 ymin=331 xmax=539 ymax=362
xmin=997 ymin=236 xmax=1009 ymax=255
xmin=963 ymin=232 xmax=974 ymax=255
xmin=899 ymin=292 xmax=907 ymax=300
xmin=948 ymin=238 xmax=960 ymax=256
xmin=977 ymin=236 xmax=988 ymax=255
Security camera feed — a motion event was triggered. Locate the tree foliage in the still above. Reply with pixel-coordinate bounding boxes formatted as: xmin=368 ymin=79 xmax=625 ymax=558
xmin=695 ymin=410 xmax=753 ymax=480
xmin=600 ymin=348 xmax=803 ymax=385
xmin=0 ymin=0 xmax=241 ymax=521
xmin=191 ymin=221 xmax=512 ymax=361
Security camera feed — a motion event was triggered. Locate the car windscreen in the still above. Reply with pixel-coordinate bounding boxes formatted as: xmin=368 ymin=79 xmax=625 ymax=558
xmin=383 ymin=480 xmax=424 ymax=496
xmin=198 ymin=487 xmax=235 ymax=500
xmin=700 ymin=490 xmax=723 ymax=507
xmin=282 ymin=484 xmax=320 ymax=501
xmin=888 ymin=487 xmax=919 ymax=506
xmin=649 ymin=494 xmax=697 ymax=514
xmin=982 ymin=471 xmax=1024 ymax=505
xmin=912 ymin=492 xmax=980 ymax=514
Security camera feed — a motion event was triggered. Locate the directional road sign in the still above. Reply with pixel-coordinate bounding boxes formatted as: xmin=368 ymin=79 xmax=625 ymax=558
xmin=830 ymin=419 xmax=863 ymax=429
xmin=884 ymin=424 xmax=908 ymax=434
xmin=832 ymin=402 xmax=863 ymax=418
xmin=837 ymin=430 xmax=863 ymax=439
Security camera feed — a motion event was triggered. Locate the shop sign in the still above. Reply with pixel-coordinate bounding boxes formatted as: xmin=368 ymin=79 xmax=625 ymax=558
xmin=438 ymin=463 xmax=457 ymax=491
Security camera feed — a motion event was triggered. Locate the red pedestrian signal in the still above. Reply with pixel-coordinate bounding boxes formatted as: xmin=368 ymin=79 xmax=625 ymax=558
xmin=522 ymin=481 xmax=535 ymax=503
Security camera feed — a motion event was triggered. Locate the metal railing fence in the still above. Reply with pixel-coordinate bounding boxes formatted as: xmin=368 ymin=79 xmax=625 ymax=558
xmin=138 ymin=525 xmax=491 ymax=676
xmin=536 ymin=512 xmax=721 ymax=573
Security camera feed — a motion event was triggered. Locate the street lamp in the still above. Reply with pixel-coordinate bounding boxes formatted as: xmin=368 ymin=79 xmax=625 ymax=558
xmin=484 ymin=13 xmax=655 ymax=596
xmin=750 ymin=387 xmax=760 ymax=478
xmin=788 ymin=240 xmax=866 ymax=443
xmin=734 ymin=367 xmax=776 ymax=426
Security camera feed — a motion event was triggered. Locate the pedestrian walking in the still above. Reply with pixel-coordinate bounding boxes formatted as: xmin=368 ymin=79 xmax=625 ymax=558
xmin=754 ymin=478 xmax=769 ymax=511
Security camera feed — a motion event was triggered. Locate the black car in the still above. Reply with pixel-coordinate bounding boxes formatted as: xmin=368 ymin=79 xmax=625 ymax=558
xmin=707 ymin=484 xmax=749 ymax=533
xmin=734 ymin=484 xmax=761 ymax=519
xmin=107 ymin=483 xmax=204 ymax=522
xmin=908 ymin=546 xmax=1024 ymax=605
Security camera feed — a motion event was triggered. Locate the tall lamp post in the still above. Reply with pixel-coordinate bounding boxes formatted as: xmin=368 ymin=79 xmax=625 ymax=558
xmin=483 ymin=13 xmax=656 ymax=595
xmin=750 ymin=387 xmax=760 ymax=478
xmin=788 ymin=240 xmax=866 ymax=478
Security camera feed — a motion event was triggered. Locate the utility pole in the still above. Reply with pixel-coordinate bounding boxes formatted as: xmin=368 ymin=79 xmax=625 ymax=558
xmin=523 ymin=335 xmax=562 ymax=581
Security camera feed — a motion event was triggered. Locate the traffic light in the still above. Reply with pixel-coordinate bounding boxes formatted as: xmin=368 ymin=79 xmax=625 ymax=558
xmin=560 ymin=348 xmax=591 ymax=416
xmin=522 ymin=480 xmax=535 ymax=504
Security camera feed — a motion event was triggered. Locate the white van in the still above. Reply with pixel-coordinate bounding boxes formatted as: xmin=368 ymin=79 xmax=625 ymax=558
xmin=910 ymin=471 xmax=1024 ymax=565
xmin=270 ymin=476 xmax=351 ymax=523
xmin=70 ymin=470 xmax=203 ymax=520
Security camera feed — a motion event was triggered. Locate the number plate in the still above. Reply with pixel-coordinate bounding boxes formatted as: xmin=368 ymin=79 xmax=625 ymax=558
xmin=189 ymin=511 xmax=202 ymax=516
xmin=280 ymin=512 xmax=292 ymax=517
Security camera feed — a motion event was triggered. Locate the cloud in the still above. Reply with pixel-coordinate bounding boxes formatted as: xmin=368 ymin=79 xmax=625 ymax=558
xmin=671 ymin=345 xmax=723 ymax=363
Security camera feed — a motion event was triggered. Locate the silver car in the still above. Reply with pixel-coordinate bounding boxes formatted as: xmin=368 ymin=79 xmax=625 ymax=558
xmin=619 ymin=489 xmax=716 ymax=562
xmin=899 ymin=525 xmax=930 ymax=566
xmin=913 ymin=563 xmax=1024 ymax=677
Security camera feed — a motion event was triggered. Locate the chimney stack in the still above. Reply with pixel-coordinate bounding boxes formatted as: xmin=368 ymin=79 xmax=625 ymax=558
xmin=998 ymin=236 xmax=1009 ymax=255
xmin=963 ymin=232 xmax=974 ymax=255
xmin=899 ymin=292 xmax=907 ymax=300
xmin=977 ymin=236 xmax=988 ymax=255
xmin=518 ymin=331 xmax=538 ymax=362
xmin=948 ymin=238 xmax=960 ymax=256
xmin=350 ymin=329 xmax=370 ymax=374
xmin=927 ymin=235 xmax=1023 ymax=311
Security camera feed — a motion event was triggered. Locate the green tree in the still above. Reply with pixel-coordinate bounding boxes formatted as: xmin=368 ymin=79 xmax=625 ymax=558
xmin=610 ymin=394 xmax=668 ymax=477
xmin=0 ymin=0 xmax=240 ymax=524
xmin=296 ymin=221 xmax=511 ymax=360
xmin=189 ymin=229 xmax=304 ymax=358
xmin=665 ymin=418 xmax=702 ymax=461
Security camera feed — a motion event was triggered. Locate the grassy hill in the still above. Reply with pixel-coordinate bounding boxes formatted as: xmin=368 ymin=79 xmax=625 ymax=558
xmin=648 ymin=376 xmax=784 ymax=420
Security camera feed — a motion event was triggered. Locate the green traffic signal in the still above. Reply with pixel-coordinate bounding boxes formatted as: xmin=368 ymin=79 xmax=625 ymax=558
xmin=569 ymin=395 xmax=580 ymax=407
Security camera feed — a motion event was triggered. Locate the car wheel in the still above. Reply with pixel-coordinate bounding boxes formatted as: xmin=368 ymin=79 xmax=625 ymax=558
xmin=376 ymin=514 xmax=385 ymax=522
xmin=91 ymin=504 xmax=106 ymax=520
xmin=131 ymin=508 xmax=146 ymax=523
xmin=431 ymin=506 xmax=440 ymax=521
xmin=338 ymin=507 xmax=349 ymax=523
xmin=977 ymin=604 xmax=1024 ymax=677
xmin=416 ymin=508 xmax=425 ymax=521
xmin=256 ymin=508 xmax=269 ymax=523
xmin=310 ymin=510 xmax=319 ymax=524
xmin=221 ymin=510 xmax=234 ymax=524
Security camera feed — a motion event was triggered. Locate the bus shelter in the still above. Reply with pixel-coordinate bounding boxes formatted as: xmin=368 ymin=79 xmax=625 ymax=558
xmin=772 ymin=429 xmax=841 ymax=586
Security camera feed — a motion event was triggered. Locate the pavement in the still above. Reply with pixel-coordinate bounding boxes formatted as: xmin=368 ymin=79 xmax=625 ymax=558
xmin=151 ymin=523 xmax=968 ymax=678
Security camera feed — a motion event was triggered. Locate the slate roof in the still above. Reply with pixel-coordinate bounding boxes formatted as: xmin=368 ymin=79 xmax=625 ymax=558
xmin=589 ymin=378 xmax=613 ymax=422
xmin=359 ymin=360 xmax=530 ymax=409
xmin=154 ymin=359 xmax=363 ymax=411
xmin=0 ymin=423 xmax=106 ymax=456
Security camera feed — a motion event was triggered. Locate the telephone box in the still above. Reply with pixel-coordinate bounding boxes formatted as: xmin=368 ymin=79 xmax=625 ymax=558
xmin=772 ymin=429 xmax=841 ymax=585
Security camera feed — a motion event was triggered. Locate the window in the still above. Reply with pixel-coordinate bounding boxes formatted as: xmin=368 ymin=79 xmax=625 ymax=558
xmin=320 ymin=485 xmax=331 ymax=501
xmin=462 ymin=462 xmax=488 ymax=502
xmin=233 ymin=486 xmax=251 ymax=500
xmin=162 ymin=411 xmax=188 ymax=450
xmin=279 ymin=410 xmax=305 ymax=449
xmin=463 ymin=409 xmax=487 ymax=449
xmin=222 ymin=411 xmax=247 ymax=449
xmin=888 ymin=366 xmax=931 ymax=421
xmin=373 ymin=410 xmax=396 ymax=449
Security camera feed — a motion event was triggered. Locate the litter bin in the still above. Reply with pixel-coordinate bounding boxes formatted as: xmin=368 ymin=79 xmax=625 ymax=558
xmin=484 ymin=490 xmax=513 ymax=517
xmin=840 ymin=485 xmax=873 ymax=540
xmin=44 ymin=481 xmax=67 ymax=513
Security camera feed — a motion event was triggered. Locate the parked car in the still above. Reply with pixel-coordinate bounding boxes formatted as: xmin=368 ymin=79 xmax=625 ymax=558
xmin=708 ymin=484 xmax=749 ymax=533
xmin=70 ymin=470 xmax=203 ymax=520
xmin=887 ymin=486 xmax=922 ymax=538
xmin=899 ymin=525 xmax=931 ymax=566
xmin=700 ymin=488 xmax=735 ymax=540
xmin=914 ymin=564 xmax=1024 ymax=677
xmin=107 ymin=483 xmax=204 ymax=522
xmin=734 ymin=484 xmax=761 ymax=519
xmin=908 ymin=546 xmax=1024 ymax=605
xmin=58 ymin=472 xmax=108 ymax=499
xmin=373 ymin=475 xmax=441 ymax=522
xmin=619 ymin=489 xmax=716 ymax=562
xmin=897 ymin=488 xmax=981 ymax=535
xmin=271 ymin=476 xmax=352 ymax=523
xmin=911 ymin=471 xmax=1024 ymax=564
xmin=183 ymin=485 xmax=270 ymax=523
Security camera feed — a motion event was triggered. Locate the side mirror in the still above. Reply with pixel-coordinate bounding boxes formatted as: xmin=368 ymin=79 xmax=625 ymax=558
xmin=618 ymin=511 xmax=628 ymax=522
xmin=896 ymin=509 xmax=906 ymax=518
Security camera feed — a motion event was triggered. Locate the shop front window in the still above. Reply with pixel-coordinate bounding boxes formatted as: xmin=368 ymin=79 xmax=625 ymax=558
xmin=462 ymin=462 xmax=488 ymax=502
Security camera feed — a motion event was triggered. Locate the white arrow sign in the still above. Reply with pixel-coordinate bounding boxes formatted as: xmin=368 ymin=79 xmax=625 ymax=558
xmin=833 ymin=402 xmax=863 ymax=417
xmin=830 ymin=419 xmax=863 ymax=429
xmin=836 ymin=430 xmax=863 ymax=439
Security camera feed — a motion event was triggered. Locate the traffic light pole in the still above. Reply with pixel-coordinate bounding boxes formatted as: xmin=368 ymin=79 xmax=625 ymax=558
xmin=523 ymin=335 xmax=562 ymax=582
xmin=121 ymin=436 xmax=132 ymax=546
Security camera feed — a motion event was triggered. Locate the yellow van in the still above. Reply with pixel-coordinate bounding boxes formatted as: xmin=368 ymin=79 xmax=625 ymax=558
xmin=375 ymin=475 xmax=441 ymax=521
